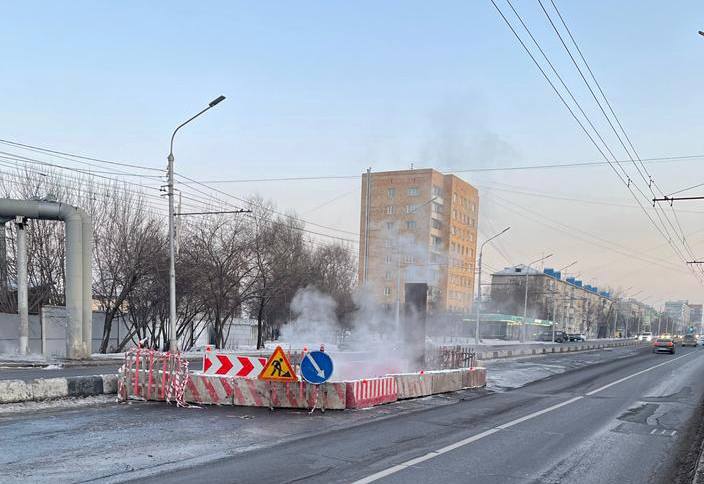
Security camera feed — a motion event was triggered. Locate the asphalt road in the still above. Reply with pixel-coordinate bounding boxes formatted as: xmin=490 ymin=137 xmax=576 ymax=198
xmin=1 ymin=344 xmax=702 ymax=483
xmin=150 ymin=345 xmax=704 ymax=484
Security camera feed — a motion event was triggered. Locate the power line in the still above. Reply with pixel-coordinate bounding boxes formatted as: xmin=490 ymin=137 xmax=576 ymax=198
xmin=0 ymin=138 xmax=163 ymax=173
xmin=491 ymin=0 xmax=703 ymax=284
xmin=537 ymin=0 xmax=703 ymax=277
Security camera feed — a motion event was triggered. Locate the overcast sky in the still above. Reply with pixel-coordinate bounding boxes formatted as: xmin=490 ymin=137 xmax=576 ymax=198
xmin=1 ymin=0 xmax=703 ymax=305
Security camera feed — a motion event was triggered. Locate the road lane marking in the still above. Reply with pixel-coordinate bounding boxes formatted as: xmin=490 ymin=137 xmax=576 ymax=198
xmin=353 ymin=351 xmax=697 ymax=484
xmin=584 ymin=352 xmax=691 ymax=396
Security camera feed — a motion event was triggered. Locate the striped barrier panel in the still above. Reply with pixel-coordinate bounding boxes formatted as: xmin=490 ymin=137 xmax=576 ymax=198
xmin=427 ymin=369 xmax=463 ymax=394
xmin=460 ymin=367 xmax=486 ymax=389
xmin=390 ymin=372 xmax=432 ymax=400
xmin=185 ymin=374 xmax=235 ymax=405
xmin=345 ymin=377 xmax=398 ymax=409
xmin=230 ymin=378 xmax=346 ymax=410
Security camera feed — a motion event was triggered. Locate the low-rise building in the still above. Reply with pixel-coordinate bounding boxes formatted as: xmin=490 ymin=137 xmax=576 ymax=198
xmin=488 ymin=265 xmax=612 ymax=336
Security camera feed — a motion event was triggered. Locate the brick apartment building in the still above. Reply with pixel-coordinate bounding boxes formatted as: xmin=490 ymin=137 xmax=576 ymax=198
xmin=358 ymin=168 xmax=479 ymax=313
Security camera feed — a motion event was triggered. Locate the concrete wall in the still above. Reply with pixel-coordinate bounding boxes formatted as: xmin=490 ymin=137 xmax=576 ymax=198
xmin=194 ymin=318 xmax=259 ymax=349
xmin=0 ymin=307 xmax=130 ymax=357
xmin=0 ymin=312 xmax=41 ymax=354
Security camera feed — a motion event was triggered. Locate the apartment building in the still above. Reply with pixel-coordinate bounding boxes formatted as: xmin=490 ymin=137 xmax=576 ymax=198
xmin=358 ymin=168 xmax=479 ymax=313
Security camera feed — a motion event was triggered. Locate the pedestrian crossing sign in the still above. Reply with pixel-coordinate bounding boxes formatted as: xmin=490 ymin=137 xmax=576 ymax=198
xmin=258 ymin=346 xmax=298 ymax=382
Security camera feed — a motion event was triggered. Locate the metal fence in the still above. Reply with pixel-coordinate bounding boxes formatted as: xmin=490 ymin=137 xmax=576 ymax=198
xmin=425 ymin=345 xmax=477 ymax=370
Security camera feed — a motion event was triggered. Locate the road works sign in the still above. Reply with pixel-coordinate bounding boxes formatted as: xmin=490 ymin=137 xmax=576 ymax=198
xmin=202 ymin=352 xmax=268 ymax=378
xmin=300 ymin=350 xmax=334 ymax=384
xmin=258 ymin=346 xmax=298 ymax=382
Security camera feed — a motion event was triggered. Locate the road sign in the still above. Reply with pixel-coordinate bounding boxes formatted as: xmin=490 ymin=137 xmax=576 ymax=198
xmin=259 ymin=346 xmax=298 ymax=382
xmin=202 ymin=352 xmax=268 ymax=378
xmin=300 ymin=350 xmax=334 ymax=384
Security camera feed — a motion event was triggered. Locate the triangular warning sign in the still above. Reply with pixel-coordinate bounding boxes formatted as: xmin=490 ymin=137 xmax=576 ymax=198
xmin=258 ymin=346 xmax=298 ymax=382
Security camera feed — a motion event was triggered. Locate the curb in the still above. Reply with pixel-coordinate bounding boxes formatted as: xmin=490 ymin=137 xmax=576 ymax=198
xmin=0 ymin=374 xmax=118 ymax=404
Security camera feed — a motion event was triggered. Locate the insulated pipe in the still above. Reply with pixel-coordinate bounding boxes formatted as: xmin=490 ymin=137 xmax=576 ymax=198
xmin=16 ymin=218 xmax=29 ymax=355
xmin=80 ymin=210 xmax=92 ymax=356
xmin=0 ymin=199 xmax=91 ymax=359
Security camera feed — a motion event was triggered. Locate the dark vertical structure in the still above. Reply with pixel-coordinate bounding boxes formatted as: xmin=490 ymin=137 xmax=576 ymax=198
xmin=404 ymin=282 xmax=428 ymax=369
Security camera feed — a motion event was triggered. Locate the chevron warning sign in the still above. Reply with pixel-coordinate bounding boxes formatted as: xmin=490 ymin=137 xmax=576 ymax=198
xmin=202 ymin=351 xmax=267 ymax=378
xmin=258 ymin=346 xmax=298 ymax=382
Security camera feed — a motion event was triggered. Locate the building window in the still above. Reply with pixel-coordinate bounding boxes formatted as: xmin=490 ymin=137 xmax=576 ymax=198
xmin=384 ymin=255 xmax=392 ymax=264
xmin=432 ymin=219 xmax=442 ymax=230
xmin=386 ymin=222 xmax=394 ymax=230
xmin=406 ymin=204 xmax=417 ymax=214
xmin=432 ymin=202 xmax=442 ymax=214
xmin=407 ymin=186 xmax=419 ymax=196
xmin=433 ymin=185 xmax=442 ymax=197
xmin=385 ymin=271 xmax=393 ymax=280
xmin=384 ymin=239 xmax=393 ymax=248
xmin=406 ymin=220 xmax=417 ymax=230
xmin=404 ymin=255 xmax=415 ymax=264
xmin=386 ymin=205 xmax=394 ymax=215
xmin=432 ymin=235 xmax=442 ymax=248
xmin=384 ymin=287 xmax=392 ymax=296
xmin=387 ymin=187 xmax=395 ymax=199
xmin=452 ymin=193 xmax=457 ymax=203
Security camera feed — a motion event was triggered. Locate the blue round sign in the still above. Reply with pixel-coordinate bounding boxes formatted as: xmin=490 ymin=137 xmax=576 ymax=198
xmin=300 ymin=351 xmax=334 ymax=384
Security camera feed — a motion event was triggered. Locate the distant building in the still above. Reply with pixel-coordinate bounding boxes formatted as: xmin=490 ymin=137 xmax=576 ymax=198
xmin=358 ymin=168 xmax=479 ymax=314
xmin=665 ymin=300 xmax=690 ymax=333
xmin=489 ymin=266 xmax=611 ymax=336
xmin=688 ymin=303 xmax=702 ymax=328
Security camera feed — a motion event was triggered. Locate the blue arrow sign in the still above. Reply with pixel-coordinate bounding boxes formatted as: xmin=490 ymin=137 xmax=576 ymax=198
xmin=300 ymin=351 xmax=334 ymax=384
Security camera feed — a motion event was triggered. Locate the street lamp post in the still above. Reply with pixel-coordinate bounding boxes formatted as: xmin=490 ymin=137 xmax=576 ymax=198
xmin=522 ymin=253 xmax=553 ymax=342
xmin=475 ymin=226 xmax=511 ymax=346
xmin=167 ymin=95 xmax=226 ymax=352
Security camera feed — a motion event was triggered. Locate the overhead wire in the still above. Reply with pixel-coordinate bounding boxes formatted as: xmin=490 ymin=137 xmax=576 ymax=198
xmin=539 ymin=0 xmax=704 ymax=277
xmin=490 ymin=0 xmax=703 ymax=284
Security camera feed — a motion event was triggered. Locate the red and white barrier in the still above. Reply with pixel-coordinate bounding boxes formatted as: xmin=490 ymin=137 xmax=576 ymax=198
xmin=461 ymin=367 xmax=486 ymax=389
xmin=118 ymin=347 xmax=190 ymax=406
xmin=391 ymin=371 xmax=433 ymax=400
xmin=345 ymin=377 xmax=398 ymax=409
xmin=229 ymin=378 xmax=346 ymax=410
xmin=202 ymin=350 xmax=267 ymax=378
xmin=185 ymin=374 xmax=235 ymax=405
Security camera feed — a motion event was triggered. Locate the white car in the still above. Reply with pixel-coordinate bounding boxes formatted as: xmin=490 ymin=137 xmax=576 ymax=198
xmin=640 ymin=332 xmax=653 ymax=342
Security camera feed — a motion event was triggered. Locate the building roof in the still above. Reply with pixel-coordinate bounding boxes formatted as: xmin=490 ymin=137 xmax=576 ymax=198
xmin=492 ymin=265 xmax=543 ymax=276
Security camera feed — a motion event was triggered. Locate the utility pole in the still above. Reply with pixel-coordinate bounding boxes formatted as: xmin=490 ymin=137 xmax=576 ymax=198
xmin=167 ymin=95 xmax=226 ymax=352
xmin=522 ymin=254 xmax=553 ymax=342
xmin=475 ymin=227 xmax=511 ymax=345
xmin=363 ymin=167 xmax=371 ymax=285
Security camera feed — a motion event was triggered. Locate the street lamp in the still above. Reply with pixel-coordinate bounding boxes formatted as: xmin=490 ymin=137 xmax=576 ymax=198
xmin=167 ymin=95 xmax=226 ymax=352
xmin=475 ymin=226 xmax=511 ymax=346
xmin=522 ymin=253 xmax=553 ymax=342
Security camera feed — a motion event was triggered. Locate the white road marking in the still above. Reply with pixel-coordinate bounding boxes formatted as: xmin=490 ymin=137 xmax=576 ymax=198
xmin=353 ymin=351 xmax=696 ymax=484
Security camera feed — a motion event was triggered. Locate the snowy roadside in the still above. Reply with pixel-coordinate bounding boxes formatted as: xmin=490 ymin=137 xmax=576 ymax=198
xmin=485 ymin=345 xmax=641 ymax=392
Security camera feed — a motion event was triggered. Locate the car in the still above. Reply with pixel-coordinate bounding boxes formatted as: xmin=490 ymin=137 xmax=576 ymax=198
xmin=652 ymin=338 xmax=676 ymax=354
xmin=682 ymin=334 xmax=698 ymax=347
xmin=537 ymin=330 xmax=569 ymax=343
xmin=698 ymin=335 xmax=704 ymax=346
xmin=639 ymin=332 xmax=653 ymax=342
xmin=568 ymin=333 xmax=586 ymax=342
